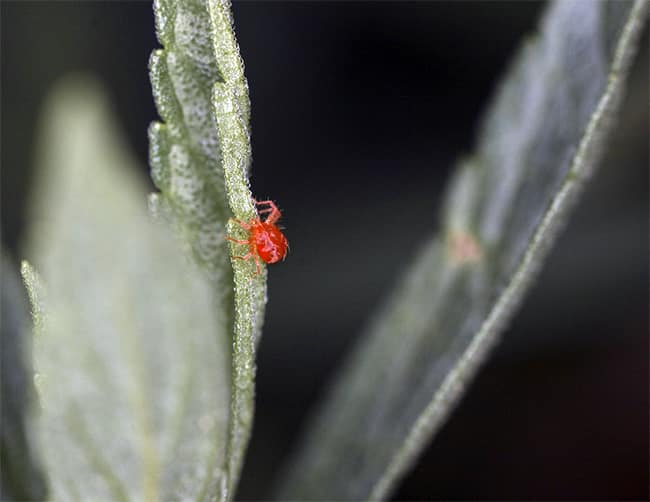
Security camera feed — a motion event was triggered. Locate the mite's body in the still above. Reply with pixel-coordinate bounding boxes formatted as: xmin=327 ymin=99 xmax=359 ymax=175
xmin=226 ymin=199 xmax=289 ymax=275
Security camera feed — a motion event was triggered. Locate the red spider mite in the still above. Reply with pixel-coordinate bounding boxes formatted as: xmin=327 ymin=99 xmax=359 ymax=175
xmin=226 ymin=199 xmax=289 ymax=275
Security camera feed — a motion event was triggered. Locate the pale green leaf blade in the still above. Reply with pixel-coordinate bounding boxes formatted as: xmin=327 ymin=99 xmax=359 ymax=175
xmin=211 ymin=80 xmax=266 ymax=497
xmin=277 ymin=1 xmax=648 ymax=500
xmin=208 ymin=0 xmax=251 ymax=130
xmin=149 ymin=0 xmax=230 ymax=283
xmin=206 ymin=0 xmax=267 ymax=493
xmin=150 ymin=0 xmax=263 ymax=498
xmin=23 ymin=76 xmax=230 ymax=500
xmin=1 ymin=252 xmax=47 ymax=500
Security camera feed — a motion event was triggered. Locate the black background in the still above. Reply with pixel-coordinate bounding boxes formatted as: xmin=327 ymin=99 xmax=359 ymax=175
xmin=2 ymin=1 xmax=648 ymax=500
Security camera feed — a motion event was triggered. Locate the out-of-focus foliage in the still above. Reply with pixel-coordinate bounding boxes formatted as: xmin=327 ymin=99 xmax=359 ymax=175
xmin=1 ymin=252 xmax=47 ymax=500
xmin=22 ymin=77 xmax=230 ymax=500
xmin=276 ymin=1 xmax=647 ymax=499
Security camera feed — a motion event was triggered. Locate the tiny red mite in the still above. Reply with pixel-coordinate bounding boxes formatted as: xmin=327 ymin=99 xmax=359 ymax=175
xmin=226 ymin=199 xmax=289 ymax=275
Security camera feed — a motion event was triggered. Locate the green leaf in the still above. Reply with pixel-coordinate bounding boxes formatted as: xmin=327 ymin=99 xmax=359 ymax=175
xmin=276 ymin=1 xmax=648 ymax=500
xmin=208 ymin=2 xmax=267 ymax=494
xmin=22 ymin=76 xmax=230 ymax=500
xmin=150 ymin=0 xmax=263 ymax=497
xmin=149 ymin=0 xmax=231 ymax=280
xmin=1 ymin=251 xmax=47 ymax=500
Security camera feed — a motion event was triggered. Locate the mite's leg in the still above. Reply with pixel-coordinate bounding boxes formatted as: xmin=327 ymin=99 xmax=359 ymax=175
xmin=229 ymin=218 xmax=252 ymax=230
xmin=226 ymin=236 xmax=250 ymax=245
xmin=232 ymin=252 xmax=262 ymax=277
xmin=252 ymin=255 xmax=261 ymax=276
xmin=231 ymin=252 xmax=254 ymax=262
xmin=254 ymin=199 xmax=281 ymax=224
xmin=254 ymin=199 xmax=277 ymax=212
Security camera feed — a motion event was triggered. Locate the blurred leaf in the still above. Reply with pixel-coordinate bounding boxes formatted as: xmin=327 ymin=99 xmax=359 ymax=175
xmin=1 ymin=251 xmax=47 ymax=500
xmin=276 ymin=1 xmax=648 ymax=500
xmin=150 ymin=0 xmax=263 ymax=498
xmin=22 ymin=76 xmax=230 ymax=500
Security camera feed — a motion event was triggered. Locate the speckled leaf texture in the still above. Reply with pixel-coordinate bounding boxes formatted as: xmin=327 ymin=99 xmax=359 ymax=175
xmin=22 ymin=77 xmax=229 ymax=500
xmin=149 ymin=0 xmax=263 ymax=498
xmin=1 ymin=252 xmax=47 ymax=500
xmin=277 ymin=1 xmax=648 ymax=500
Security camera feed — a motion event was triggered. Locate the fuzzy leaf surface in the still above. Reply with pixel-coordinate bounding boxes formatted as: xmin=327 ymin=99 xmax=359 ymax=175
xmin=277 ymin=1 xmax=648 ymax=500
xmin=23 ymin=77 xmax=230 ymax=501
xmin=150 ymin=0 xmax=264 ymax=498
xmin=208 ymin=1 xmax=267 ymax=493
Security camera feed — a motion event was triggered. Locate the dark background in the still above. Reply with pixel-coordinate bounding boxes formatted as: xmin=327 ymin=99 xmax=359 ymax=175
xmin=2 ymin=1 xmax=648 ymax=500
